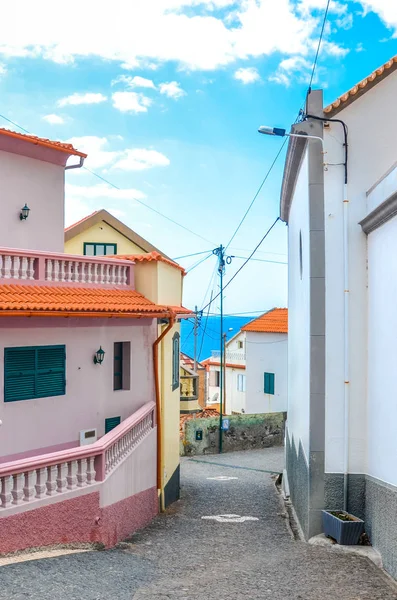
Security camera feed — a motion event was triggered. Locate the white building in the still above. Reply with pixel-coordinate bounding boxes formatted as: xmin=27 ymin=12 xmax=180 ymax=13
xmin=204 ymin=309 xmax=288 ymax=415
xmin=280 ymin=54 xmax=397 ymax=579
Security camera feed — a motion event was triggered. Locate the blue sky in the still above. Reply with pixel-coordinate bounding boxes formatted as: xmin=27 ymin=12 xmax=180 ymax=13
xmin=0 ymin=0 xmax=396 ymax=314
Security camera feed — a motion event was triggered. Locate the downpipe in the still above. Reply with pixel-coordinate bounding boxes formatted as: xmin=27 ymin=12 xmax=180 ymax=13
xmin=343 ymin=182 xmax=350 ymax=512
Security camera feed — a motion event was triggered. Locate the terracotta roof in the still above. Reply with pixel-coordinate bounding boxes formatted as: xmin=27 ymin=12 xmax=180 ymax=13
xmin=241 ymin=308 xmax=288 ymax=333
xmin=0 ymin=128 xmax=87 ymax=158
xmin=119 ymin=252 xmax=186 ymax=275
xmin=64 ymin=209 xmax=169 ymax=258
xmin=181 ymin=352 xmax=204 ymax=369
xmin=201 ymin=360 xmax=246 ymax=370
xmin=0 ymin=285 xmax=172 ymax=318
xmin=324 ymin=55 xmax=397 ymax=117
xmin=180 ymin=408 xmax=220 ymax=438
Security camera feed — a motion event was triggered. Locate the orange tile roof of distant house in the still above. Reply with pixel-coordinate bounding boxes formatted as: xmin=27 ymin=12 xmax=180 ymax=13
xmin=119 ymin=252 xmax=186 ymax=275
xmin=324 ymin=55 xmax=397 ymax=116
xmin=241 ymin=308 xmax=288 ymax=333
xmin=0 ymin=128 xmax=87 ymax=158
xmin=201 ymin=359 xmax=246 ymax=370
xmin=0 ymin=284 xmax=172 ymax=318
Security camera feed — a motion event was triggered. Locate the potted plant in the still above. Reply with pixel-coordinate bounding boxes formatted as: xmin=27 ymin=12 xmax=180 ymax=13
xmin=322 ymin=510 xmax=364 ymax=545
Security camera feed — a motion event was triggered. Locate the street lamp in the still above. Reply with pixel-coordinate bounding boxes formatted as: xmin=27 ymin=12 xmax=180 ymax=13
xmin=258 ymin=125 xmax=324 ymax=149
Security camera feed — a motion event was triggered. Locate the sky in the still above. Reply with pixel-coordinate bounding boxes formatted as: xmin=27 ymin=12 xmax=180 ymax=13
xmin=0 ymin=0 xmax=396 ymax=315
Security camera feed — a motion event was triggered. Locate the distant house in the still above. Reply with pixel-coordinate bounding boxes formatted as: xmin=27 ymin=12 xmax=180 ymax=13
xmin=280 ymin=54 xmax=397 ymax=578
xmin=65 ymin=210 xmax=187 ymax=510
xmin=203 ymin=308 xmax=288 ymax=415
xmin=0 ymin=128 xmax=189 ymax=554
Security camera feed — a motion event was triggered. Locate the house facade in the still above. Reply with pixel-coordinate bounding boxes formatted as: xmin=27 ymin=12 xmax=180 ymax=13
xmin=204 ymin=309 xmax=288 ymax=415
xmin=65 ymin=210 xmax=186 ymax=510
xmin=0 ymin=128 xmax=187 ymax=553
xmin=281 ymin=54 xmax=397 ymax=579
xmin=180 ymin=353 xmax=206 ymax=414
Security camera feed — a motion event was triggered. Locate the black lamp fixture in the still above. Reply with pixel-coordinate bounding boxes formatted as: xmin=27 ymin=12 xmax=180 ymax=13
xmin=93 ymin=346 xmax=105 ymax=365
xmin=20 ymin=203 xmax=30 ymax=221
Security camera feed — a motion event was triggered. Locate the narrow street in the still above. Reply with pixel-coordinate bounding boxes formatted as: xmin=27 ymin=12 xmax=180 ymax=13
xmin=1 ymin=448 xmax=396 ymax=600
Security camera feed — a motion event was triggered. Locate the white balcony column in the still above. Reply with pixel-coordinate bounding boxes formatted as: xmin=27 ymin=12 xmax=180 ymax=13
xmin=4 ymin=255 xmax=11 ymax=279
xmin=11 ymin=473 xmax=24 ymax=505
xmin=11 ymin=256 xmax=21 ymax=279
xmin=67 ymin=460 xmax=78 ymax=490
xmin=27 ymin=257 xmax=35 ymax=280
xmin=35 ymin=468 xmax=47 ymax=499
xmin=46 ymin=465 xmax=57 ymax=496
xmin=56 ymin=463 xmax=68 ymax=493
xmin=23 ymin=471 xmax=36 ymax=502
xmin=0 ymin=475 xmax=13 ymax=508
xmin=86 ymin=457 xmax=96 ymax=484
xmin=77 ymin=458 xmax=87 ymax=487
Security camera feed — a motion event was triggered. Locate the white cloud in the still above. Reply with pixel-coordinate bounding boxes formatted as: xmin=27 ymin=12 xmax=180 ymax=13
xmin=359 ymin=1 xmax=397 ymax=32
xmin=112 ymin=91 xmax=153 ymax=113
xmin=66 ymin=136 xmax=120 ymax=169
xmin=42 ymin=114 xmax=65 ymax=125
xmin=113 ymin=149 xmax=170 ymax=171
xmin=112 ymin=75 xmax=156 ymax=89
xmin=0 ymin=0 xmax=348 ymax=72
xmin=269 ymin=56 xmax=313 ymax=87
xmin=0 ymin=64 xmax=6 ymax=76
xmin=58 ymin=92 xmax=107 ymax=107
xmin=159 ymin=81 xmax=186 ymax=99
xmin=234 ymin=67 xmax=261 ymax=84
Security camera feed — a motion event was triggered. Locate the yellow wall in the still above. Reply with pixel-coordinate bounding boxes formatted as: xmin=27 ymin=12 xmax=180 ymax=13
xmin=65 ymin=221 xmax=145 ymax=255
xmin=157 ymin=262 xmax=183 ymax=306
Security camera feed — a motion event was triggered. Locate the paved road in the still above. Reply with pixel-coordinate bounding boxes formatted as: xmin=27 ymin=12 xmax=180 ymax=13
xmin=1 ymin=448 xmax=397 ymax=599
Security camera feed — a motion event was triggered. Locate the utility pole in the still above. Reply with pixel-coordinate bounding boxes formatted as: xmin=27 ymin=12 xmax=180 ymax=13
xmin=213 ymin=245 xmax=233 ymax=453
xmin=193 ymin=305 xmax=198 ymax=372
xmin=223 ymin=332 xmax=227 ymax=415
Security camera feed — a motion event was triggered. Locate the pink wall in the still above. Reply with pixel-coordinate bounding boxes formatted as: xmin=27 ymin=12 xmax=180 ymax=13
xmin=0 ymin=317 xmax=157 ymax=459
xmin=0 ymin=150 xmax=65 ymax=252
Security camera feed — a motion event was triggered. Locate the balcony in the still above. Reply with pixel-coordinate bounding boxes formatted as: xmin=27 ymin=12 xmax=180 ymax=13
xmin=211 ymin=350 xmax=246 ymax=362
xmin=0 ymin=247 xmax=134 ymax=289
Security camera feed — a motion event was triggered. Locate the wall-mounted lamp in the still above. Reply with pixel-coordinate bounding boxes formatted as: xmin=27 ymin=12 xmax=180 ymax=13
xmin=93 ymin=346 xmax=105 ymax=365
xmin=20 ymin=203 xmax=30 ymax=221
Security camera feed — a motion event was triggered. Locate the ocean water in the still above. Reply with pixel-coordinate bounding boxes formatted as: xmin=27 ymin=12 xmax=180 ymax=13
xmin=181 ymin=315 xmax=253 ymax=362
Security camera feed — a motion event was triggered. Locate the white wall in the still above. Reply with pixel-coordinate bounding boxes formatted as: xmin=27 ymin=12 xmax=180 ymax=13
xmin=245 ymin=331 xmax=287 ymax=414
xmin=0 ymin=151 xmax=65 ymax=252
xmin=0 ymin=318 xmax=156 ymax=459
xmin=226 ymin=367 xmax=246 ymax=414
xmin=366 ymin=215 xmax=397 ymax=487
xmin=287 ymin=151 xmax=311 ymax=458
xmin=323 ymin=72 xmax=397 ymax=474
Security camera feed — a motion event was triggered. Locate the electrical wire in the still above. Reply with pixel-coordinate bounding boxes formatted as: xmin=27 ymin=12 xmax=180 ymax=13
xmin=198 ymin=290 xmax=214 ymax=361
xmin=233 ymin=255 xmax=287 ymax=265
xmin=225 ymin=141 xmax=287 ymax=250
xmin=201 ymin=217 xmax=281 ymax=313
xmin=308 ymin=0 xmax=331 ymax=93
xmin=173 ymin=250 xmax=213 ymax=260
xmin=186 ymin=252 xmax=213 ymax=273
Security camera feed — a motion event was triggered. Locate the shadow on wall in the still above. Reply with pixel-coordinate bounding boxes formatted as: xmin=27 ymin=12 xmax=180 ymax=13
xmin=181 ymin=412 xmax=286 ymax=456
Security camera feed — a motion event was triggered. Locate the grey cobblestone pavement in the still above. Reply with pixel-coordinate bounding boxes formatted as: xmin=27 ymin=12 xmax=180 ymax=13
xmin=1 ymin=447 xmax=397 ymax=600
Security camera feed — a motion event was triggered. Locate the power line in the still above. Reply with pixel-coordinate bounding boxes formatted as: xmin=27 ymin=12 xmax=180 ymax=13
xmin=173 ymin=250 xmax=213 ymax=260
xmin=308 ymin=0 xmax=331 ymax=93
xmin=225 ymin=141 xmax=287 ymax=250
xmin=198 ymin=290 xmax=214 ymax=361
xmin=233 ymin=255 xmax=287 ymax=265
xmin=0 ymin=113 xmax=215 ymax=247
xmin=186 ymin=252 xmax=213 ymax=273
xmin=201 ymin=217 xmax=281 ymax=313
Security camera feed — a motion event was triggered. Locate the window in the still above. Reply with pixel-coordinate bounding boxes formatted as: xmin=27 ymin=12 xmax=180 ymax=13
xmin=4 ymin=345 xmax=66 ymax=402
xmin=237 ymin=341 xmax=244 ymax=349
xmin=172 ymin=332 xmax=180 ymax=391
xmin=264 ymin=372 xmax=275 ymax=395
xmin=215 ymin=370 xmax=220 ymax=387
xmin=83 ymin=243 xmax=117 ymax=256
xmin=113 ymin=342 xmax=131 ymax=391
xmin=105 ymin=416 xmax=121 ymax=434
xmin=209 ymin=370 xmax=220 ymax=387
xmin=237 ymin=374 xmax=246 ymax=392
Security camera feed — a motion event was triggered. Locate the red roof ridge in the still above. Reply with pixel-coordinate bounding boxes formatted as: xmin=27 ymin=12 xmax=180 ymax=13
xmin=0 ymin=127 xmax=87 ymax=158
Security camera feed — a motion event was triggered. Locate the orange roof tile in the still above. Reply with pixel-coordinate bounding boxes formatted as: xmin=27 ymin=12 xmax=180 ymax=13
xmin=0 ymin=285 xmax=171 ymax=318
xmin=201 ymin=360 xmax=246 ymax=370
xmin=324 ymin=55 xmax=397 ymax=116
xmin=118 ymin=252 xmax=186 ymax=275
xmin=0 ymin=128 xmax=87 ymax=158
xmin=241 ymin=308 xmax=288 ymax=333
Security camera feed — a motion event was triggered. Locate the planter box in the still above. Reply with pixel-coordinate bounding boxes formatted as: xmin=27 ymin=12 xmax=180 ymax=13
xmin=322 ymin=510 xmax=364 ymax=545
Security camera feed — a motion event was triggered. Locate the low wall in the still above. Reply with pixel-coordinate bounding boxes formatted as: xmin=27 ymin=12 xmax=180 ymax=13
xmin=181 ymin=412 xmax=285 ymax=456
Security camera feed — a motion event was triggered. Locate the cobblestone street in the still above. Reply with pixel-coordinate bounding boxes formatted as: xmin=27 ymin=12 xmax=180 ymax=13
xmin=1 ymin=448 xmax=396 ymax=600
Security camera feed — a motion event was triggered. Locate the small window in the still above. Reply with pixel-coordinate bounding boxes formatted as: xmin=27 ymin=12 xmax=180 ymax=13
xmin=105 ymin=416 xmax=121 ymax=434
xmin=113 ymin=342 xmax=131 ymax=391
xmin=83 ymin=243 xmax=117 ymax=256
xmin=264 ymin=372 xmax=275 ymax=395
xmin=237 ymin=340 xmax=243 ymax=349
xmin=172 ymin=332 xmax=180 ymax=391
xmin=214 ymin=370 xmax=220 ymax=387
xmin=4 ymin=345 xmax=66 ymax=402
xmin=237 ymin=374 xmax=246 ymax=392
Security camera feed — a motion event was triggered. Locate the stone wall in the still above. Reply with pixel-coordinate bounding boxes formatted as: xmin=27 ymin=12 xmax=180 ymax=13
xmin=181 ymin=412 xmax=285 ymax=456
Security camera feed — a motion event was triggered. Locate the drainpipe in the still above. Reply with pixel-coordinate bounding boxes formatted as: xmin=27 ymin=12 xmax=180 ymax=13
xmin=65 ymin=156 xmax=85 ymax=170
xmin=305 ymin=113 xmax=349 ymax=511
xmin=153 ymin=314 xmax=175 ymax=512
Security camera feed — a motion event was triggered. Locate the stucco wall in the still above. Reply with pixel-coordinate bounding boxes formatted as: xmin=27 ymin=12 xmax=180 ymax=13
xmin=367 ymin=215 xmax=397 ymax=487
xmin=0 ymin=150 xmax=65 ymax=252
xmin=157 ymin=261 xmax=183 ymax=306
xmin=245 ymin=331 xmax=287 ymax=414
xmin=65 ymin=220 xmax=145 ymax=256
xmin=287 ymin=150 xmax=311 ymax=459
xmin=0 ymin=318 xmax=156 ymax=459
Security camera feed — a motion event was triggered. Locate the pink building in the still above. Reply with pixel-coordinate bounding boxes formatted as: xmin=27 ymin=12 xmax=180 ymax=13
xmin=0 ymin=128 xmax=184 ymax=553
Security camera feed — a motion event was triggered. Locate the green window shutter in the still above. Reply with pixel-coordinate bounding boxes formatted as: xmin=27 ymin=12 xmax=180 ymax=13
xmin=172 ymin=332 xmax=180 ymax=391
xmin=113 ymin=342 xmax=123 ymax=391
xmin=105 ymin=416 xmax=121 ymax=434
xmin=264 ymin=372 xmax=275 ymax=395
xmin=4 ymin=345 xmax=65 ymax=402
